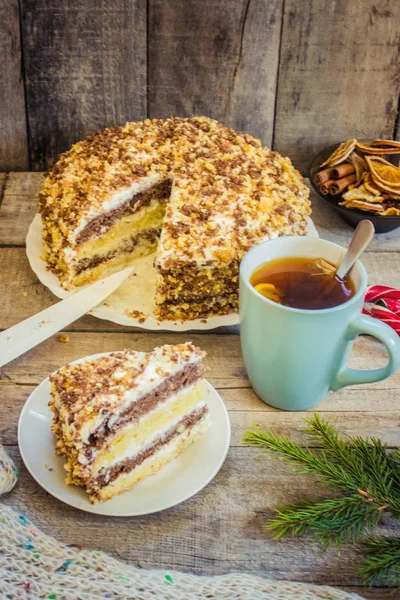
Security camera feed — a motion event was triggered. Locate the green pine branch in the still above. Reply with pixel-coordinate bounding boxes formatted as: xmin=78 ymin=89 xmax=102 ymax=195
xmin=267 ymin=495 xmax=381 ymax=551
xmin=242 ymin=425 xmax=364 ymax=494
xmin=360 ymin=537 xmax=400 ymax=586
xmin=242 ymin=414 xmax=400 ymax=587
xmin=303 ymin=413 xmax=400 ymax=515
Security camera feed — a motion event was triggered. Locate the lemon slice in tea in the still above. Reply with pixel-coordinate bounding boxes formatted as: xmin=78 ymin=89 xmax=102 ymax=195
xmin=254 ymin=283 xmax=283 ymax=304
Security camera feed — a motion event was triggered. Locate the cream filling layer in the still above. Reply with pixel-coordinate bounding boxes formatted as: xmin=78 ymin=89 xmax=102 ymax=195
xmin=70 ymin=239 xmax=158 ymax=287
xmin=71 ymin=173 xmax=165 ymax=242
xmin=89 ymin=380 xmax=208 ymax=474
xmin=74 ymin=200 xmax=166 ymax=262
xmin=95 ymin=414 xmax=210 ymax=501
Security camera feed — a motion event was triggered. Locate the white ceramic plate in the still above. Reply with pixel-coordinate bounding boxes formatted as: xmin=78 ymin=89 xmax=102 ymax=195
xmin=18 ymin=355 xmax=231 ymax=516
xmin=26 ymin=214 xmax=318 ymax=331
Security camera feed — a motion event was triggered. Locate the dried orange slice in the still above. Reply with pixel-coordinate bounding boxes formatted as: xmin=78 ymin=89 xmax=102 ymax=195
xmin=381 ymin=206 xmax=400 ymax=216
xmin=365 ymin=180 xmax=400 ymax=199
xmin=348 ymin=152 xmax=367 ymax=185
xmin=342 ymin=184 xmax=383 ymax=203
xmin=355 ymin=141 xmax=400 ymax=155
xmin=320 ymin=139 xmax=357 ymax=168
xmin=371 ymin=139 xmax=400 ymax=149
xmin=339 ymin=199 xmax=384 ymax=213
xmin=363 ymin=177 xmax=382 ymax=197
xmin=366 ymin=156 xmax=400 ymax=189
xmin=363 ymin=170 xmax=400 ymax=197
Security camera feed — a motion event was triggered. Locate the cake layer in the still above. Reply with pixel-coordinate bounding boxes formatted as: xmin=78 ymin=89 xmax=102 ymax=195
xmin=155 ymin=261 xmax=239 ymax=302
xmin=76 ymin=180 xmax=171 ymax=246
xmin=75 ymin=198 xmax=166 ymax=263
xmin=156 ymin=294 xmax=238 ymax=321
xmin=89 ymin=407 xmax=210 ymax=503
xmin=90 ymin=380 xmax=207 ymax=475
xmin=96 ymin=405 xmax=208 ymax=487
xmin=70 ymin=239 xmax=158 ymax=287
xmin=89 ymin=361 xmax=204 ymax=447
xmin=75 ymin=229 xmax=160 ymax=275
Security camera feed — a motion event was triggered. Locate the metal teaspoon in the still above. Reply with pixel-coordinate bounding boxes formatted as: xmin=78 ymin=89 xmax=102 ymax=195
xmin=336 ymin=219 xmax=375 ymax=279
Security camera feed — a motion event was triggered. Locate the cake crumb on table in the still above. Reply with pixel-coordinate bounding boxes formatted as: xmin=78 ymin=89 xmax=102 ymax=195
xmin=59 ymin=334 xmax=70 ymax=343
xmin=125 ymin=309 xmax=148 ymax=323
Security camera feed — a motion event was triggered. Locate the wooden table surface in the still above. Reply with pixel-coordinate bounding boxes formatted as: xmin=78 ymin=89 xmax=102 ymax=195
xmin=1 ymin=172 xmax=400 ymax=599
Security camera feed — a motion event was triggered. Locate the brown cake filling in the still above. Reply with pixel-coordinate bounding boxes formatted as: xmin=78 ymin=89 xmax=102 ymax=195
xmin=95 ymin=405 xmax=208 ymax=488
xmin=156 ymin=294 xmax=238 ymax=321
xmin=157 ymin=261 xmax=239 ymax=300
xmin=75 ymin=179 xmax=171 ymax=245
xmin=89 ymin=361 xmax=205 ymax=448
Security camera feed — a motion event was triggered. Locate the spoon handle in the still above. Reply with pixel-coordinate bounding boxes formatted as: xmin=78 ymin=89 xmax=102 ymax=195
xmin=336 ymin=220 xmax=375 ymax=280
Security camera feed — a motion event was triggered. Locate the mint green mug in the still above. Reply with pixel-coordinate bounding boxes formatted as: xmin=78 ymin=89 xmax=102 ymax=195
xmin=239 ymin=236 xmax=400 ymax=411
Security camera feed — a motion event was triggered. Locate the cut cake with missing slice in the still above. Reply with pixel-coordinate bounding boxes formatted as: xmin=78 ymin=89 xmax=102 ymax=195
xmin=39 ymin=117 xmax=311 ymax=320
xmin=49 ymin=343 xmax=210 ymax=503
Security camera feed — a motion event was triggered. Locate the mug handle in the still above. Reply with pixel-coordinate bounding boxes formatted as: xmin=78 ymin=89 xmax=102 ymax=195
xmin=331 ymin=312 xmax=400 ymax=391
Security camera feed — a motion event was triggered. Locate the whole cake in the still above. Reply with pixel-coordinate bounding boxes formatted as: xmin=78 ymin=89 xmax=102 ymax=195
xmin=49 ymin=343 xmax=209 ymax=503
xmin=39 ymin=117 xmax=310 ymax=320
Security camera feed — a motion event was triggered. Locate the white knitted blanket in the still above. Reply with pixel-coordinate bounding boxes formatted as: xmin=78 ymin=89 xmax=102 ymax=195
xmin=0 ymin=445 xmax=364 ymax=599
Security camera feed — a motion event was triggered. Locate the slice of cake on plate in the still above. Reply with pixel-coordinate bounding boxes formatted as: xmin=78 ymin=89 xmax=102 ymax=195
xmin=49 ymin=342 xmax=210 ymax=503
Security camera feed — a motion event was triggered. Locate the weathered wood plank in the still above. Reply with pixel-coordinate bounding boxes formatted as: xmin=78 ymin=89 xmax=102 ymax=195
xmin=3 ymin=445 xmax=399 ymax=587
xmin=0 ymin=173 xmax=43 ymax=244
xmin=1 ymin=171 xmax=42 ymax=196
xmin=274 ymin=0 xmax=400 ymax=173
xmin=148 ymin=0 xmax=283 ymax=145
xmin=0 ymin=330 xmax=398 ymax=391
xmin=0 ymin=173 xmax=6 ymax=206
xmin=0 ymin=247 xmax=399 ymax=331
xmin=0 ymin=0 xmax=28 ymax=170
xmin=20 ymin=0 xmax=147 ymax=170
xmin=4 ymin=175 xmax=400 ymax=253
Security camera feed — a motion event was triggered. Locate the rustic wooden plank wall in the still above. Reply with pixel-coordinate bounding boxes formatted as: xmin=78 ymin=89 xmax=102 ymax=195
xmin=0 ymin=0 xmax=28 ymax=170
xmin=1 ymin=0 xmax=400 ymax=172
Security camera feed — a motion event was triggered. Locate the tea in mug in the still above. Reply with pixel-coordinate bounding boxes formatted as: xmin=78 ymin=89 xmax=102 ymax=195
xmin=250 ymin=256 xmax=355 ymax=310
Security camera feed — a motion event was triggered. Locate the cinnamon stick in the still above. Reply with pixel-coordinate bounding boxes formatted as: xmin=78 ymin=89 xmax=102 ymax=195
xmin=314 ymin=167 xmax=334 ymax=185
xmin=319 ymin=179 xmax=336 ymax=195
xmin=331 ymin=163 xmax=355 ymax=179
xmin=329 ymin=174 xmax=356 ymax=195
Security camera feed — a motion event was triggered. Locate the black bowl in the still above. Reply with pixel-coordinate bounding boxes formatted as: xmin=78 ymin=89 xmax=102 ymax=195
xmin=308 ymin=143 xmax=400 ymax=234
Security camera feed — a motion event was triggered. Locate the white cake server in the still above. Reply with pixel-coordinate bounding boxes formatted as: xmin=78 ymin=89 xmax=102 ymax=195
xmin=0 ymin=267 xmax=134 ymax=368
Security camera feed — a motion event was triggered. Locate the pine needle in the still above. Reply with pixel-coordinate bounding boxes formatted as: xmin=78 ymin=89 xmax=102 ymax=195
xmin=243 ymin=424 xmax=369 ymax=495
xmin=360 ymin=537 xmax=400 ymax=586
xmin=302 ymin=414 xmax=400 ymax=514
xmin=267 ymin=495 xmax=381 ymax=551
